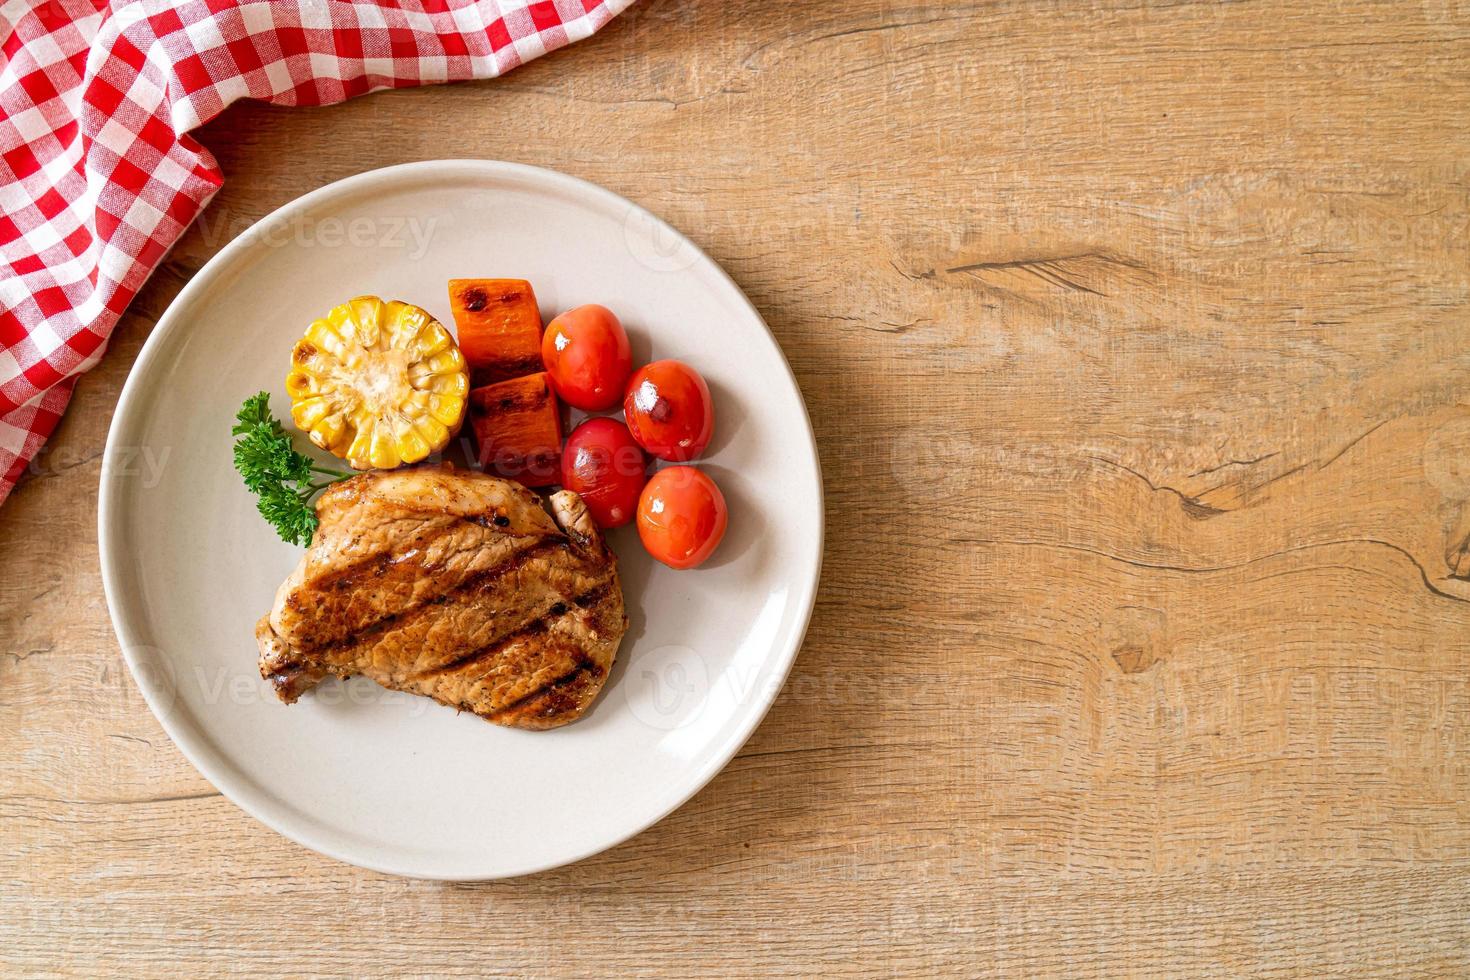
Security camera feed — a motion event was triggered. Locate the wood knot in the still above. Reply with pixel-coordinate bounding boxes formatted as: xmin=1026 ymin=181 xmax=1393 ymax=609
xmin=1111 ymin=644 xmax=1160 ymax=675
xmin=1104 ymin=607 xmax=1168 ymax=675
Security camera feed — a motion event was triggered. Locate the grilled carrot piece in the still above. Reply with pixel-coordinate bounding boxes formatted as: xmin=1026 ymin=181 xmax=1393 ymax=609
xmin=469 ymin=372 xmax=563 ymax=486
xmin=448 ymin=278 xmax=543 ymax=386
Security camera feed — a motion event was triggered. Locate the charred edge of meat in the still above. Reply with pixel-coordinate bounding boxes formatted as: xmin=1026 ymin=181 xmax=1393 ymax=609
xmin=265 ymin=661 xmax=328 ymax=702
xmin=416 ymin=582 xmax=616 ymax=679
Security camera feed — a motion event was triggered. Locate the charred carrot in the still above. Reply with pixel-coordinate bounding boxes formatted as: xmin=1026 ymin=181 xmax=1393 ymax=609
xmin=469 ymin=372 xmax=563 ymax=487
xmin=448 ymin=278 xmax=543 ymax=386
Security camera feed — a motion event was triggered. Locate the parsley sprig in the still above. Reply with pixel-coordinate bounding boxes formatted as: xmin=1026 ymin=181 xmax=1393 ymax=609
xmin=232 ymin=392 xmax=353 ymax=545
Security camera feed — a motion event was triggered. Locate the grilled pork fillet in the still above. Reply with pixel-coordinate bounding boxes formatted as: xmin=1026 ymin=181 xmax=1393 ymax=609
xmin=254 ymin=466 xmax=627 ymax=730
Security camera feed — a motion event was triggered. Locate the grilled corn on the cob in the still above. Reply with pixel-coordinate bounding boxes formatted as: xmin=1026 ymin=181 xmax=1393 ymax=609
xmin=286 ymin=296 xmax=469 ymax=470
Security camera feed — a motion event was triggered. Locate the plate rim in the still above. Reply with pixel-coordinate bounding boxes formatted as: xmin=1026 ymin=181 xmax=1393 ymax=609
xmin=97 ymin=158 xmax=824 ymax=880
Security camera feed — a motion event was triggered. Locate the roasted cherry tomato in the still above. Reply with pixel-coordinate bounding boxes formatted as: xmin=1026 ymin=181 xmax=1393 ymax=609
xmin=560 ymin=418 xmax=648 ymax=528
xmin=541 ymin=304 xmax=632 ymax=411
xmin=623 ymin=360 xmax=714 ymax=462
xmin=636 ymin=466 xmax=728 ymax=569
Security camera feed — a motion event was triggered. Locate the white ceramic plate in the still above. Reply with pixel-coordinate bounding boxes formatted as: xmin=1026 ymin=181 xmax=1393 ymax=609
xmin=99 ymin=160 xmax=822 ymax=880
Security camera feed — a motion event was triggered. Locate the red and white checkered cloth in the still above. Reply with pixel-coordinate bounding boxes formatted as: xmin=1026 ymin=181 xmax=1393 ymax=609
xmin=0 ymin=0 xmax=633 ymax=503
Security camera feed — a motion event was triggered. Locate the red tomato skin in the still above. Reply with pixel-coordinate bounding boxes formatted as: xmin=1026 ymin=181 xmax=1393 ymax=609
xmin=541 ymin=305 xmax=633 ymax=411
xmin=560 ymin=418 xmax=648 ymax=528
xmin=636 ymin=466 xmax=728 ymax=569
xmin=623 ymin=360 xmax=714 ymax=462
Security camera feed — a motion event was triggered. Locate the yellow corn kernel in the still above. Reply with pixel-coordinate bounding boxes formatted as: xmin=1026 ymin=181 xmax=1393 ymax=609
xmin=285 ymin=296 xmax=468 ymax=471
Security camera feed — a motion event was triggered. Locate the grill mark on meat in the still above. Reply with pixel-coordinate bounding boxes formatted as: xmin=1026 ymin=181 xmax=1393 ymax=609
xmin=388 ymin=508 xmax=548 ymax=537
xmin=295 ymin=537 xmax=566 ymax=654
xmin=319 ymin=562 xmax=611 ymax=680
xmin=574 ymin=588 xmax=604 ymax=607
xmin=417 ymin=582 xmax=615 ymax=680
xmin=419 ymin=612 xmax=558 ymax=680
xmin=310 ymin=511 xmax=555 ymax=596
xmin=485 ymin=660 xmax=604 ymax=721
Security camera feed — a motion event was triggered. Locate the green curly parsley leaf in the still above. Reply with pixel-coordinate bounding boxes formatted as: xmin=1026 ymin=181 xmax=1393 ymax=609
xmin=231 ymin=391 xmax=352 ymax=546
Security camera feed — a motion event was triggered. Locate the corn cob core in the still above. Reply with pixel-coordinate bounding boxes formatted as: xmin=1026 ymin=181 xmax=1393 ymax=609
xmin=286 ymin=296 xmax=469 ymax=470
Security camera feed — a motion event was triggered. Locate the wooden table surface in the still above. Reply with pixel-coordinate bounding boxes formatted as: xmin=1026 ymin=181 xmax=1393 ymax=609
xmin=5 ymin=0 xmax=1470 ymax=975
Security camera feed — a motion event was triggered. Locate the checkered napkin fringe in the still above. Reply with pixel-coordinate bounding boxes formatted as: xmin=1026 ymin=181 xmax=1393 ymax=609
xmin=0 ymin=0 xmax=633 ymax=503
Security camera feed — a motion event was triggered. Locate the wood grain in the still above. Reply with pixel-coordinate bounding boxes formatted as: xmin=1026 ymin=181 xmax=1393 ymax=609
xmin=4 ymin=0 xmax=1470 ymax=974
